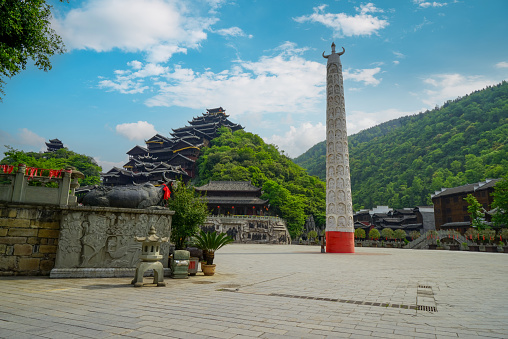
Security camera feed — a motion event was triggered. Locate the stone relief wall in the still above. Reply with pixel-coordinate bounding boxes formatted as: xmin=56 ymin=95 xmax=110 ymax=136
xmin=201 ymin=216 xmax=291 ymax=244
xmin=54 ymin=206 xmax=173 ymax=271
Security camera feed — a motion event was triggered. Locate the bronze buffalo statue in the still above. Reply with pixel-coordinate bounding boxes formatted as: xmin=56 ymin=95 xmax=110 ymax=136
xmin=82 ymin=183 xmax=166 ymax=209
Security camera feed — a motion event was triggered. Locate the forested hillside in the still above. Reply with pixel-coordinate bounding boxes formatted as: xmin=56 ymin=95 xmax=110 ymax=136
xmin=294 ymin=81 xmax=508 ymax=210
xmin=195 ymin=128 xmax=326 ymax=237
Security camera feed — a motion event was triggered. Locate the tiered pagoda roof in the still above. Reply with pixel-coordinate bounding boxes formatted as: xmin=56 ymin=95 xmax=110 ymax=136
xmin=106 ymin=107 xmax=243 ymax=186
xmin=45 ymin=138 xmax=64 ymax=152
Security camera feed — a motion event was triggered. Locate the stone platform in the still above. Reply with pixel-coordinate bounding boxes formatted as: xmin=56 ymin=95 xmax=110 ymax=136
xmin=1 ymin=244 xmax=507 ymax=338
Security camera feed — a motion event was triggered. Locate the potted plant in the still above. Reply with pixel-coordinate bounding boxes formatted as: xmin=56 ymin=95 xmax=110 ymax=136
xmin=481 ymin=229 xmax=496 ymax=252
xmin=393 ymin=229 xmax=406 ymax=248
xmin=460 ymin=242 xmax=469 ymax=251
xmin=354 ymin=228 xmax=365 ymax=247
xmin=497 ymin=241 xmax=505 ymax=253
xmin=195 ymin=230 xmax=234 ymax=276
xmin=369 ymin=229 xmax=380 ymax=247
xmin=499 ymin=228 xmax=508 ymax=253
xmin=381 ymin=228 xmax=394 ymax=247
xmin=464 ymin=228 xmax=479 ymax=251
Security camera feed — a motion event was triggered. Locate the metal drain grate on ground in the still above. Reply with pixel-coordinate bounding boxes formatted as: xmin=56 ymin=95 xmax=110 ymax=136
xmin=417 ymin=305 xmax=438 ymax=312
xmin=416 ymin=284 xmax=438 ymax=313
xmin=268 ymin=293 xmax=417 ymax=310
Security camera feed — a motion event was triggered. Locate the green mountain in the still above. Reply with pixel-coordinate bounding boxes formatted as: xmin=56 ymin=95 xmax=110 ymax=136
xmin=294 ymin=81 xmax=508 ymax=210
xmin=195 ymin=127 xmax=326 ymax=238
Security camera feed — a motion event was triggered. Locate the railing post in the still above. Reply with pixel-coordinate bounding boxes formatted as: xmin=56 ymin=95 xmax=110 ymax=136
xmin=11 ymin=164 xmax=27 ymax=203
xmin=58 ymin=169 xmax=72 ymax=206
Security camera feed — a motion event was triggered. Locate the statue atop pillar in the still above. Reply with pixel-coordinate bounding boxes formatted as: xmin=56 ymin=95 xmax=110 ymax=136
xmin=323 ymin=42 xmax=354 ymax=253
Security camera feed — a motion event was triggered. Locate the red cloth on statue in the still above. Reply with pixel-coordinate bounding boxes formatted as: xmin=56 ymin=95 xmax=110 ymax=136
xmin=163 ymin=184 xmax=171 ymax=200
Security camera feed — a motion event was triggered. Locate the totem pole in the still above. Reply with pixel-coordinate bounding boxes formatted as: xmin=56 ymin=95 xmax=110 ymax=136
xmin=323 ymin=43 xmax=354 ymax=253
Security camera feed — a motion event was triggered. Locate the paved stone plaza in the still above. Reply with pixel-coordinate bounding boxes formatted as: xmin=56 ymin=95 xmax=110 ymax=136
xmin=1 ymin=244 xmax=507 ymax=338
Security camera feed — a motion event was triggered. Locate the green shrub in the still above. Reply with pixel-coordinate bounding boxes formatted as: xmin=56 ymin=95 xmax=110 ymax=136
xmin=354 ymin=228 xmax=366 ymax=239
xmin=369 ymin=228 xmax=380 ymax=240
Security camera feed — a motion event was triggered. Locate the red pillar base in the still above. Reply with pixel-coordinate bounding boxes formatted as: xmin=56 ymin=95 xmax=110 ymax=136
xmin=326 ymin=231 xmax=355 ymax=253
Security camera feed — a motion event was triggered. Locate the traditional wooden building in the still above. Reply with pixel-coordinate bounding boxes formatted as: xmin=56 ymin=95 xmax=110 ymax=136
xmin=353 ymin=206 xmax=434 ymax=236
xmin=103 ymin=107 xmax=243 ymax=186
xmin=195 ymin=181 xmax=269 ymax=216
xmin=431 ymin=179 xmax=500 ymax=231
xmin=45 ymin=139 xmax=64 ymax=152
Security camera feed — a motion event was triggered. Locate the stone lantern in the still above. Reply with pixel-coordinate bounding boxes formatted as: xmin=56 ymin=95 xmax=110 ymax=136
xmin=131 ymin=226 xmax=169 ymax=287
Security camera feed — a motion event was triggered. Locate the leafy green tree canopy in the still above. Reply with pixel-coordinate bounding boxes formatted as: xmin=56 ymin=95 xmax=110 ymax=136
xmin=491 ymin=175 xmax=508 ymax=227
xmin=464 ymin=194 xmax=488 ymax=231
xmin=196 ymin=127 xmax=326 ymax=239
xmin=167 ymin=181 xmax=209 ymax=250
xmin=1 ymin=146 xmax=101 ymax=185
xmin=0 ymin=0 xmax=65 ymax=99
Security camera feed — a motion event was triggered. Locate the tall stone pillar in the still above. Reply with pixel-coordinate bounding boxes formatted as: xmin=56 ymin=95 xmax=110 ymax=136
xmin=323 ymin=43 xmax=354 ymax=253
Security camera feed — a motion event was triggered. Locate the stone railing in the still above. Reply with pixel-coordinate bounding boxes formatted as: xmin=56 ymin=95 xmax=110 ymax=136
xmin=0 ymin=164 xmax=82 ymax=206
xmin=405 ymin=230 xmax=472 ymax=249
xmin=209 ymin=214 xmax=285 ymax=223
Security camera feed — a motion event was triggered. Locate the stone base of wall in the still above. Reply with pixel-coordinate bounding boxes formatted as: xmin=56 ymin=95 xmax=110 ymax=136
xmin=202 ymin=216 xmax=291 ymax=244
xmin=50 ymin=267 xmax=172 ymax=279
xmin=0 ymin=203 xmax=61 ymax=276
xmin=1 ymin=204 xmax=174 ymax=277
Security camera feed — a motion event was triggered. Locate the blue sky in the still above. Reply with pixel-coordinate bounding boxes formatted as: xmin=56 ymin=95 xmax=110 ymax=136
xmin=1 ymin=0 xmax=508 ymax=171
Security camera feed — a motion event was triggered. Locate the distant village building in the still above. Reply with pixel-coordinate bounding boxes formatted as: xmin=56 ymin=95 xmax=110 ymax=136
xmin=195 ymin=181 xmax=269 ymax=216
xmin=353 ymin=206 xmax=434 ymax=236
xmin=102 ymin=107 xmax=243 ymax=186
xmin=431 ymin=179 xmax=500 ymax=232
xmin=45 ymin=139 xmax=64 ymax=152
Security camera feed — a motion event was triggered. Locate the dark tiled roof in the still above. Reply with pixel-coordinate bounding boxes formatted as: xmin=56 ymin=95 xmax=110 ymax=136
xmin=196 ymin=181 xmax=262 ymax=192
xmin=440 ymin=221 xmax=471 ymax=228
xmin=431 ymin=179 xmax=501 ymax=198
xmin=204 ymin=196 xmax=268 ymax=205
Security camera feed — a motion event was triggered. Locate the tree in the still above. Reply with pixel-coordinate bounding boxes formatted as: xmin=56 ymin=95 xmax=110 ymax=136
xmin=491 ymin=176 xmax=508 ymax=227
xmin=1 ymin=146 xmax=101 ymax=185
xmin=409 ymin=230 xmax=420 ymax=241
xmin=464 ymin=194 xmax=487 ymax=231
xmin=167 ymin=181 xmax=209 ymax=250
xmin=393 ymin=229 xmax=407 ymax=241
xmin=369 ymin=228 xmax=380 ymax=240
xmin=381 ymin=228 xmax=394 ymax=240
xmin=0 ymin=0 xmax=65 ymax=99
xmin=354 ymin=228 xmax=365 ymax=239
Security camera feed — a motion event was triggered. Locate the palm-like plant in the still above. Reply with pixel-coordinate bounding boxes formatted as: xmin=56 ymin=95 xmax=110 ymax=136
xmin=195 ymin=230 xmax=234 ymax=265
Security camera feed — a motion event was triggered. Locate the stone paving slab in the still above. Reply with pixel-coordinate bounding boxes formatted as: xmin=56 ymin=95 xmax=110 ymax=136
xmin=1 ymin=244 xmax=508 ymax=338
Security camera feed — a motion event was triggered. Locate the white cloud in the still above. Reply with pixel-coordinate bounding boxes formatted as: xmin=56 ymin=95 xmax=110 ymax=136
xmin=144 ymin=43 xmax=327 ymax=116
xmin=393 ymin=51 xmax=405 ymax=59
xmin=116 ymin=121 xmax=158 ymax=140
xmin=495 ymin=61 xmax=508 ymax=68
xmin=347 ymin=109 xmax=415 ymax=135
xmin=421 ymin=74 xmax=498 ymax=107
xmin=18 ymin=128 xmax=46 ymax=149
xmin=99 ymin=62 xmax=169 ymax=93
xmin=414 ymin=0 xmax=447 ymax=8
xmin=344 ymin=67 xmax=382 ymax=86
xmin=99 ymin=42 xmax=381 ymax=117
xmin=216 ymin=27 xmax=251 ymax=38
xmin=94 ymin=157 xmax=128 ymax=172
xmin=52 ymin=0 xmax=216 ymax=63
xmin=393 ymin=60 xmax=400 ymax=65
xmin=293 ymin=3 xmax=389 ymax=37
xmin=263 ymin=122 xmax=326 ymax=158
